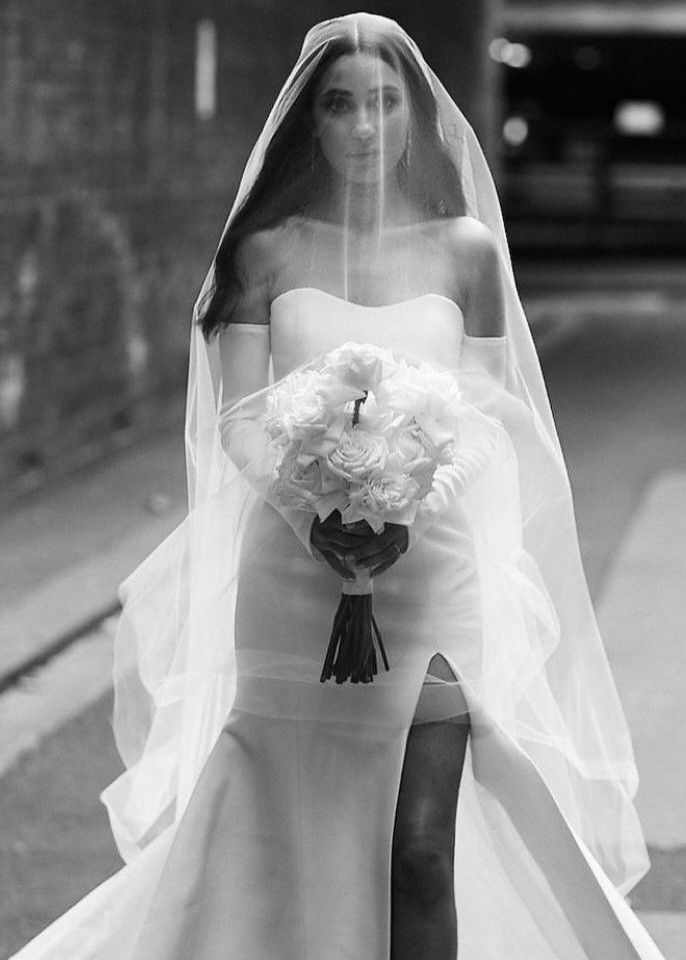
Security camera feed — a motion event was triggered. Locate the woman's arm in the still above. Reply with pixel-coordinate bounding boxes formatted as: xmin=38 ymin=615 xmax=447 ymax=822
xmin=459 ymin=218 xmax=508 ymax=405
xmin=216 ymin=232 xmax=322 ymax=561
xmin=405 ymin=221 xmax=509 ymax=554
xmin=451 ymin=216 xmax=505 ymax=336
xmin=217 ymin=230 xmax=272 ymax=462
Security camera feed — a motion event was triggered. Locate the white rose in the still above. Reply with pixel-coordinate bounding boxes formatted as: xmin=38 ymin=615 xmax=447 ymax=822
xmin=376 ymin=362 xmax=462 ymax=450
xmin=377 ymin=361 xmax=461 ymax=419
xmin=354 ymin=389 xmax=401 ymax=436
xmin=271 ymin=452 xmax=348 ymax=515
xmin=324 ymin=428 xmax=389 ymax=482
xmin=324 ymin=342 xmax=396 ymax=392
xmin=342 ymin=473 xmax=422 ymax=531
xmin=265 ymin=369 xmax=346 ymax=455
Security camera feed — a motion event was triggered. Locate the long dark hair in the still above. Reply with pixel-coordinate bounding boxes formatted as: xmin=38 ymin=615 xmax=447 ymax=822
xmin=197 ymin=31 xmax=467 ymax=340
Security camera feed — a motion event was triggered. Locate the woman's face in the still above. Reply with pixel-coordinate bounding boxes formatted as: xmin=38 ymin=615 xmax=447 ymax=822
xmin=312 ymin=52 xmax=410 ymax=185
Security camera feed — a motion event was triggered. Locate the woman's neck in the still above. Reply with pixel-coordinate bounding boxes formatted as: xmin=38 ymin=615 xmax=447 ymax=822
xmin=328 ymin=171 xmax=409 ymax=233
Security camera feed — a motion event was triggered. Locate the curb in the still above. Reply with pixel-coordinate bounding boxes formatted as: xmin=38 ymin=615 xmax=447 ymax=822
xmin=0 ymin=601 xmax=120 ymax=696
xmin=0 ymin=508 xmax=184 ymax=692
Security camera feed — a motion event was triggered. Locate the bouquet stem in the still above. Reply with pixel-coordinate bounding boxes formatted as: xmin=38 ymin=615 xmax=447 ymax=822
xmin=320 ymin=567 xmax=390 ymax=684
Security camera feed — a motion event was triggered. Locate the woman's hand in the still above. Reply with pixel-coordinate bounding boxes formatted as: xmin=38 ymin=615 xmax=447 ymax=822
xmin=310 ymin=510 xmax=409 ymax=579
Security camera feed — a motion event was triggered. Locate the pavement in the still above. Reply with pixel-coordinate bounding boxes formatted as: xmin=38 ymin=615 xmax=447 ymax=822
xmin=0 ymin=432 xmax=188 ymax=957
xmin=0 ymin=432 xmax=187 ymax=690
xmin=1 ymin=258 xmax=685 ymax=957
xmin=596 ymin=474 xmax=686 ymax=959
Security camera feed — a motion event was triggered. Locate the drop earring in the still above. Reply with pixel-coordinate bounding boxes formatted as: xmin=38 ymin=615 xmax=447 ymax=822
xmin=402 ymin=128 xmax=412 ymax=169
xmin=310 ymin=137 xmax=316 ymax=173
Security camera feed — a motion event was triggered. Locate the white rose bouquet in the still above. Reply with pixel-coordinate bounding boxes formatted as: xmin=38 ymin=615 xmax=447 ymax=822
xmin=264 ymin=341 xmax=471 ymax=685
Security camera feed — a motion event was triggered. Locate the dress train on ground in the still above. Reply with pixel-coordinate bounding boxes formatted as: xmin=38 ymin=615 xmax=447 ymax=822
xmin=10 ymin=670 xmax=664 ymax=960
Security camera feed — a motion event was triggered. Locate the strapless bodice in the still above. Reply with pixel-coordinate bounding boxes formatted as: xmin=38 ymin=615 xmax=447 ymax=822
xmin=269 ymin=287 xmax=464 ymax=380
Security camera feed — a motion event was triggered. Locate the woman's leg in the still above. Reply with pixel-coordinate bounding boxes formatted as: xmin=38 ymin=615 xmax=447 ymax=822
xmin=390 ymin=655 xmax=470 ymax=960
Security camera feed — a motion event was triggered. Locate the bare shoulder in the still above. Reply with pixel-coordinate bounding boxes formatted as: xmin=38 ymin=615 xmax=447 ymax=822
xmin=447 ymin=215 xmax=499 ymax=260
xmin=231 ymin=225 xmax=285 ymax=325
xmin=446 ymin=216 xmax=505 ymax=337
xmin=234 ymin=225 xmax=283 ymax=285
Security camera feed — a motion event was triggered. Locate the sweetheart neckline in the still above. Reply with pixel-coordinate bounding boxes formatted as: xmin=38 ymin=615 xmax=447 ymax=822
xmin=269 ymin=286 xmax=465 ymax=319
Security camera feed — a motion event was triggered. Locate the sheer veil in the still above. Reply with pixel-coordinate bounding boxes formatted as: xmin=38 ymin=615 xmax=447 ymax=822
xmin=101 ymin=12 xmax=650 ymax=895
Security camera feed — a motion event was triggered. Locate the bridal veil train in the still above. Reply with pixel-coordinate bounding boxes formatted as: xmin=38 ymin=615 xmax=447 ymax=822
xmin=9 ymin=12 xmax=668 ymax=960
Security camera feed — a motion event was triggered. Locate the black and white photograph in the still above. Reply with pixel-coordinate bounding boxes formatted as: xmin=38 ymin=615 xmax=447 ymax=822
xmin=1 ymin=3 xmax=685 ymax=959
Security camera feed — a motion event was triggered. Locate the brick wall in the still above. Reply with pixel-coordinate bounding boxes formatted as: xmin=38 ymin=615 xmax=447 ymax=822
xmin=0 ymin=0 xmax=495 ymax=505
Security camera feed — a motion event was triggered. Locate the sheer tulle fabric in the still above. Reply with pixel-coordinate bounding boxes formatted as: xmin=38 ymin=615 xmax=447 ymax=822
xmin=7 ymin=12 xmax=663 ymax=960
xmin=102 ymin=11 xmax=647 ymax=890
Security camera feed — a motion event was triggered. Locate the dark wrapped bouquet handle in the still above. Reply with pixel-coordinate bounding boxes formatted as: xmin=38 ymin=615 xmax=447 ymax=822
xmin=320 ymin=564 xmax=390 ymax=684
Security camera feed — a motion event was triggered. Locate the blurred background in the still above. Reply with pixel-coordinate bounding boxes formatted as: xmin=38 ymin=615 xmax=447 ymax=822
xmin=1 ymin=2 xmax=685 ymax=957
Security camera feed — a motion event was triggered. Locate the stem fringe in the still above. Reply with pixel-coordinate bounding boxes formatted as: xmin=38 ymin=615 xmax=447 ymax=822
xmin=320 ymin=592 xmax=390 ymax=684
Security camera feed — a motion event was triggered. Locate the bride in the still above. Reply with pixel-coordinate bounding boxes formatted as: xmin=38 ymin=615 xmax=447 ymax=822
xmin=10 ymin=12 xmax=667 ymax=960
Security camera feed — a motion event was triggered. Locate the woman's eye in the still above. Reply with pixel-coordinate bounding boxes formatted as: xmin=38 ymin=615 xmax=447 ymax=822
xmin=321 ymin=93 xmax=400 ymax=116
xmin=323 ymin=96 xmax=351 ymax=115
xmin=368 ymin=93 xmax=400 ymax=113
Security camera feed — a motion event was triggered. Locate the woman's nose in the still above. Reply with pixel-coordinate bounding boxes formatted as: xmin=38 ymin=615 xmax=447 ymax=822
xmin=352 ymin=108 xmax=376 ymax=138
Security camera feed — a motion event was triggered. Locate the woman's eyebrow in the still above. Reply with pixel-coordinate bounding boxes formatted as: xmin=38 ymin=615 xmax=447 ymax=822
xmin=321 ymin=84 xmax=402 ymax=97
xmin=320 ymin=88 xmax=353 ymax=97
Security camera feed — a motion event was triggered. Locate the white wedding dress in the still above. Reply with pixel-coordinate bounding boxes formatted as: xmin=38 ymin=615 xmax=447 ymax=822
xmin=10 ymin=288 xmax=664 ymax=960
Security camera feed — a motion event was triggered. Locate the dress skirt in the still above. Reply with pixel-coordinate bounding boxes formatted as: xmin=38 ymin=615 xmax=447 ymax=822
xmin=9 ymin=497 xmax=665 ymax=960
xmin=123 ymin=499 xmax=663 ymax=960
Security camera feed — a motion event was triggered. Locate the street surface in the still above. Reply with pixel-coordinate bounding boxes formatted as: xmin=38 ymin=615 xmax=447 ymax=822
xmin=1 ymin=264 xmax=685 ymax=958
